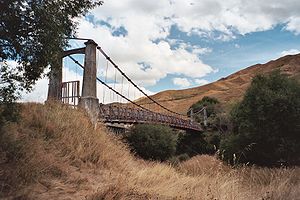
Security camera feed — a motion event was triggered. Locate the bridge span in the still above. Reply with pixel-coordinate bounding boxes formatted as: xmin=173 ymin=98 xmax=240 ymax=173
xmin=99 ymin=105 xmax=202 ymax=131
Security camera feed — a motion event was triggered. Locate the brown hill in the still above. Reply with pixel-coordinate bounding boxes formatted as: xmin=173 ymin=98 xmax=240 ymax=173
xmin=137 ymin=54 xmax=300 ymax=114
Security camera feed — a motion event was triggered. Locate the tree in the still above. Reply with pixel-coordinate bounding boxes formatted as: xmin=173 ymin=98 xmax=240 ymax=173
xmin=188 ymin=96 xmax=219 ymax=117
xmin=0 ymin=0 xmax=103 ymax=101
xmin=125 ymin=124 xmax=177 ymax=161
xmin=176 ymin=131 xmax=214 ymax=157
xmin=220 ymin=71 xmax=300 ymax=166
xmin=188 ymin=96 xmax=221 ymax=126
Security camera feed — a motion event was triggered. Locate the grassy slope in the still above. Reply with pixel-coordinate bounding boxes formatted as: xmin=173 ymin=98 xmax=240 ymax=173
xmin=137 ymin=54 xmax=300 ymax=114
xmin=0 ymin=103 xmax=299 ymax=199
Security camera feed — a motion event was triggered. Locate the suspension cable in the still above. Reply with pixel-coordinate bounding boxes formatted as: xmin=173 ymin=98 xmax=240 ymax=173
xmin=96 ymin=46 xmax=186 ymax=116
xmin=68 ymin=55 xmax=152 ymax=112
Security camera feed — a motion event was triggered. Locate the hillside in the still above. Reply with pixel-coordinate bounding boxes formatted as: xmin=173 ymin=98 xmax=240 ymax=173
xmin=137 ymin=54 xmax=300 ymax=114
xmin=0 ymin=103 xmax=299 ymax=199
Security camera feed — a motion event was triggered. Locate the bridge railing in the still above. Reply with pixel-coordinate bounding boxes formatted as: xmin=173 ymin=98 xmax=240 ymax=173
xmin=98 ymin=104 xmax=202 ymax=131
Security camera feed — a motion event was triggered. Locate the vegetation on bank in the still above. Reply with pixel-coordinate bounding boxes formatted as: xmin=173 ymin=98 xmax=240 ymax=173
xmin=125 ymin=72 xmax=300 ymax=167
xmin=125 ymin=124 xmax=177 ymax=161
xmin=220 ymin=71 xmax=300 ymax=166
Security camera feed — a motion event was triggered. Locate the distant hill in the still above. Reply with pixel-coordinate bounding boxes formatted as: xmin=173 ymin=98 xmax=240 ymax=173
xmin=137 ymin=54 xmax=300 ymax=114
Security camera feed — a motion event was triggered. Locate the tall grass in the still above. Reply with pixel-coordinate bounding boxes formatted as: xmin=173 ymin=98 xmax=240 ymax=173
xmin=0 ymin=103 xmax=299 ymax=199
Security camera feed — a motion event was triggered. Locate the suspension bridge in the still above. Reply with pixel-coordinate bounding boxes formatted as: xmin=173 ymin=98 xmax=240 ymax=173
xmin=47 ymin=39 xmax=202 ymax=132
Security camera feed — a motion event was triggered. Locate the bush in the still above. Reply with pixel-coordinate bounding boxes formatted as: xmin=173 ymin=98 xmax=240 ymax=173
xmin=220 ymin=71 xmax=300 ymax=166
xmin=204 ymin=132 xmax=221 ymax=150
xmin=125 ymin=124 xmax=177 ymax=161
xmin=168 ymin=153 xmax=190 ymax=166
xmin=188 ymin=96 xmax=231 ymax=134
xmin=177 ymin=132 xmax=214 ymax=157
xmin=0 ymin=102 xmax=20 ymax=132
xmin=188 ymin=96 xmax=220 ymax=124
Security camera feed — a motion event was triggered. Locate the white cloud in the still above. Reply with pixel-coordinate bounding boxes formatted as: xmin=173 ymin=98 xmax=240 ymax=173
xmin=194 ymin=79 xmax=209 ymax=86
xmin=280 ymin=49 xmax=300 ymax=56
xmin=77 ymin=18 xmax=214 ymax=88
xmin=285 ymin=17 xmax=300 ymax=34
xmin=172 ymin=77 xmax=191 ymax=88
xmin=89 ymin=0 xmax=300 ymax=37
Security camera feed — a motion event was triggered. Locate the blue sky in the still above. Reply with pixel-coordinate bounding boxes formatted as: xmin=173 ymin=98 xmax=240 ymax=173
xmin=22 ymin=0 xmax=300 ymax=102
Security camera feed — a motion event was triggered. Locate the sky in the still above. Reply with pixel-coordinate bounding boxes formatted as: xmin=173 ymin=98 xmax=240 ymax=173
xmin=22 ymin=0 xmax=300 ymax=103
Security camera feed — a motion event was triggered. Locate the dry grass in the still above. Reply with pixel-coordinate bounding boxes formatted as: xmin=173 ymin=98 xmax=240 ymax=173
xmin=0 ymin=103 xmax=299 ymax=199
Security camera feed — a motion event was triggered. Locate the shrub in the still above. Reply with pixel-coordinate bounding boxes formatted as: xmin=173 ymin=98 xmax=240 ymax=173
xmin=188 ymin=96 xmax=231 ymax=134
xmin=220 ymin=71 xmax=300 ymax=166
xmin=168 ymin=153 xmax=190 ymax=166
xmin=125 ymin=124 xmax=177 ymax=161
xmin=204 ymin=132 xmax=221 ymax=149
xmin=0 ymin=102 xmax=20 ymax=132
xmin=177 ymin=131 xmax=214 ymax=157
xmin=188 ymin=96 xmax=220 ymax=124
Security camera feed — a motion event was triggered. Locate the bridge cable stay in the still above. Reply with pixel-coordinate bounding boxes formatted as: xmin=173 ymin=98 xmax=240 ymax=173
xmin=127 ymin=82 xmax=130 ymax=103
xmin=102 ymin=60 xmax=109 ymax=103
xmin=120 ymin=76 xmax=124 ymax=103
xmin=113 ymin=66 xmax=117 ymax=102
xmin=188 ymin=106 xmax=208 ymax=126
xmin=68 ymin=55 xmax=153 ymax=112
xmin=96 ymin=46 xmax=186 ymax=117
xmin=109 ymin=63 xmax=113 ymax=103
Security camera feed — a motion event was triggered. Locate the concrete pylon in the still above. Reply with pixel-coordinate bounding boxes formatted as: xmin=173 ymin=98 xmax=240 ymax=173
xmin=47 ymin=56 xmax=63 ymax=101
xmin=78 ymin=40 xmax=99 ymax=123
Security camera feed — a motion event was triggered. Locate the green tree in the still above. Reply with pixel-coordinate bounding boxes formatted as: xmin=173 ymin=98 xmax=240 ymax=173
xmin=177 ymin=131 xmax=214 ymax=157
xmin=0 ymin=0 xmax=103 ymax=101
xmin=125 ymin=124 xmax=177 ymax=161
xmin=188 ymin=96 xmax=224 ymax=128
xmin=188 ymin=96 xmax=220 ymax=119
xmin=220 ymin=71 xmax=300 ymax=166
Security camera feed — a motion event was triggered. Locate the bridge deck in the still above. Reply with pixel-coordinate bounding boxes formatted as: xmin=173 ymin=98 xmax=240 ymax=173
xmin=98 ymin=105 xmax=202 ymax=131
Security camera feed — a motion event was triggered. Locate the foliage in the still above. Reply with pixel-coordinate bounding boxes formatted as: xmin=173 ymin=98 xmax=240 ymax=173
xmin=0 ymin=63 xmax=21 ymax=129
xmin=0 ymin=0 xmax=103 ymax=100
xmin=168 ymin=153 xmax=190 ymax=166
xmin=125 ymin=124 xmax=177 ymax=161
xmin=177 ymin=131 xmax=214 ymax=157
xmin=188 ymin=96 xmax=220 ymax=118
xmin=0 ymin=61 xmax=23 ymax=102
xmin=188 ymin=96 xmax=228 ymax=131
xmin=186 ymin=96 xmax=228 ymax=155
xmin=220 ymin=71 xmax=300 ymax=166
xmin=204 ymin=132 xmax=221 ymax=149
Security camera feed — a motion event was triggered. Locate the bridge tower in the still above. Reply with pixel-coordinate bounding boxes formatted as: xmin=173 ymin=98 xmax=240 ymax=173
xmin=47 ymin=39 xmax=99 ymax=123
xmin=78 ymin=40 xmax=99 ymax=122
